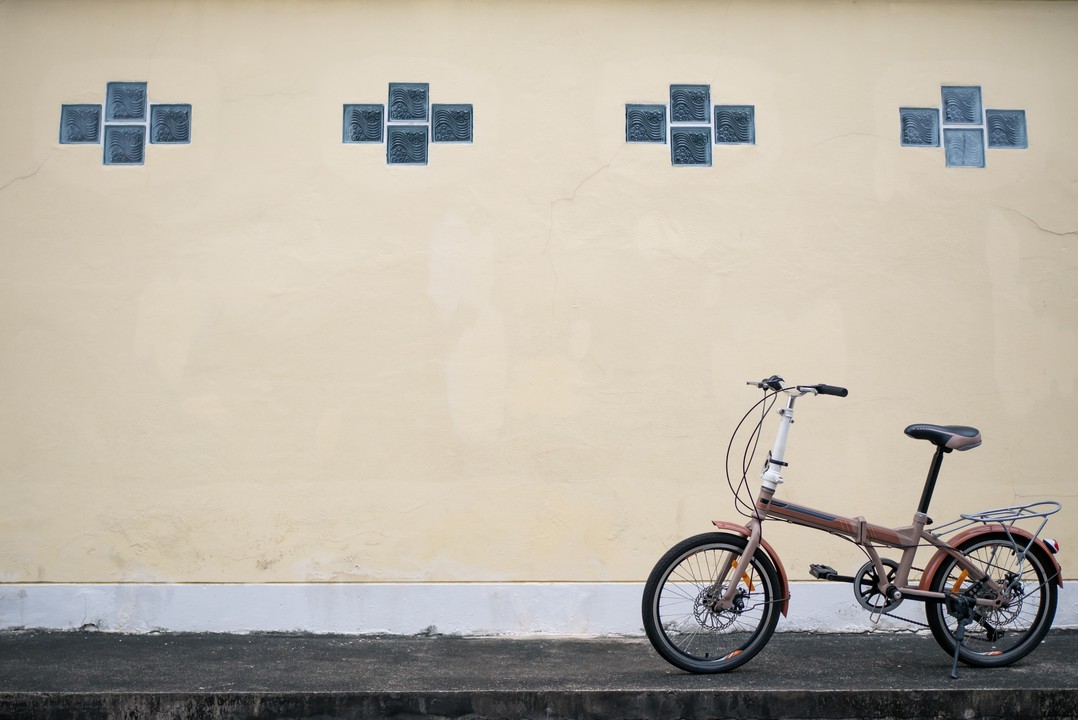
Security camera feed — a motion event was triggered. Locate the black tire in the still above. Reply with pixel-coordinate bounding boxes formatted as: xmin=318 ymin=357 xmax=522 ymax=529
xmin=642 ymin=532 xmax=782 ymax=673
xmin=925 ymin=532 xmax=1057 ymax=668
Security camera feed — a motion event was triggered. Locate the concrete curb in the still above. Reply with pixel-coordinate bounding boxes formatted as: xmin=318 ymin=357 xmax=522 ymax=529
xmin=3 ymin=689 xmax=1078 ymax=720
xmin=2 ymin=631 xmax=1076 ymax=719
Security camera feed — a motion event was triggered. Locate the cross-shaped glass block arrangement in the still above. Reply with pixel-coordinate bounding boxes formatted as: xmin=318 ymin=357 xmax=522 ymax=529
xmin=60 ymin=82 xmax=192 ymax=165
xmin=900 ymin=86 xmax=1027 ymax=168
xmin=344 ymin=83 xmax=473 ymax=165
xmin=626 ymin=84 xmax=755 ymax=167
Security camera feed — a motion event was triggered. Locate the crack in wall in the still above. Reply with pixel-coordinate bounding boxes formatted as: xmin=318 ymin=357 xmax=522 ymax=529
xmin=542 ymin=145 xmax=627 ymax=346
xmin=146 ymin=0 xmax=179 ymax=76
xmin=991 ymin=204 xmax=1078 ymax=237
xmin=0 ymin=158 xmax=49 ymax=194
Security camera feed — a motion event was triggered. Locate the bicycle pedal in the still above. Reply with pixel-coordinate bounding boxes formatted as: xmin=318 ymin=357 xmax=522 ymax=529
xmin=809 ymin=563 xmax=838 ymax=580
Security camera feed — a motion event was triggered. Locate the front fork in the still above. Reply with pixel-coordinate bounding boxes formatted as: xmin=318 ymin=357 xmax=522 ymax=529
xmin=712 ymin=516 xmax=766 ymax=611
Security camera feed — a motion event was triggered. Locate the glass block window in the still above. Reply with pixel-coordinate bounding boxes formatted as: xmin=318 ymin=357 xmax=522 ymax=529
xmin=714 ymin=105 xmax=755 ymax=144
xmin=60 ymin=82 xmax=192 ymax=165
xmin=59 ymin=105 xmax=102 ymax=144
xmin=625 ymin=104 xmax=667 ymax=143
xmin=626 ymin=84 xmax=755 ymax=166
xmin=387 ymin=125 xmax=429 ymax=165
xmin=388 ymin=83 xmax=430 ymax=123
xmin=150 ymin=104 xmax=192 ymax=144
xmin=986 ymin=110 xmax=1028 ymax=149
xmin=670 ymin=84 xmax=711 ymax=123
xmin=899 ymin=107 xmax=940 ymax=147
xmin=941 ymin=86 xmax=982 ymax=125
xmin=343 ymin=104 xmax=385 ymax=143
xmin=431 ymin=104 xmax=473 ymax=143
xmin=671 ymin=126 xmax=712 ymax=166
xmin=105 ymin=82 xmax=148 ymax=122
xmin=344 ymin=85 xmax=474 ymax=164
xmin=900 ymin=85 xmax=1026 ymax=168
xmin=944 ymin=128 xmax=985 ymax=168
xmin=103 ymin=125 xmax=146 ymax=165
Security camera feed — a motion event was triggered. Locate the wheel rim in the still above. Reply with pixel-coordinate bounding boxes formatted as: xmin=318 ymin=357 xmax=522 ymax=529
xmin=935 ymin=538 xmax=1048 ymax=657
xmin=653 ymin=542 xmax=775 ymax=664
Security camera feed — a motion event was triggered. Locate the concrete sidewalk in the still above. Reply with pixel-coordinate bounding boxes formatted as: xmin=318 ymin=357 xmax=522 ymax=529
xmin=1 ymin=630 xmax=1076 ymax=719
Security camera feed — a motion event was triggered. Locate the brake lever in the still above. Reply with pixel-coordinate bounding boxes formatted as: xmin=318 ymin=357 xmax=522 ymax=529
xmin=761 ymin=375 xmax=784 ymax=391
xmin=746 ymin=375 xmax=785 ymax=391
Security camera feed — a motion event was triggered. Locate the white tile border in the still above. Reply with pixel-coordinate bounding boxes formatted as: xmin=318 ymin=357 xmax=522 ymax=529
xmin=1 ymin=582 xmax=1074 ymax=635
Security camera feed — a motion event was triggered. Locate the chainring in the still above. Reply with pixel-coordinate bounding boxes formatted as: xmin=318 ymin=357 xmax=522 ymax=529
xmin=854 ymin=558 xmax=903 ymax=613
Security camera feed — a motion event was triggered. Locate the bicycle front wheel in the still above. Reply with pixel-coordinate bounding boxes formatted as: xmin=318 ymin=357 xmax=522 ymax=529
xmin=925 ymin=532 xmax=1057 ymax=667
xmin=642 ymin=532 xmax=781 ymax=673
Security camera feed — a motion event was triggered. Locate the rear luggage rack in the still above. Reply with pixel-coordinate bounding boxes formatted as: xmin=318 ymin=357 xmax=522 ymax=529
xmin=933 ymin=501 xmax=1061 ymax=556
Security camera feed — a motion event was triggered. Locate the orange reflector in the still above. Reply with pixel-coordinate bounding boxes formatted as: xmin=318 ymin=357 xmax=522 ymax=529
xmin=731 ymin=559 xmax=755 ymax=592
xmin=722 ymin=650 xmax=743 ymax=660
xmin=952 ymin=569 xmax=969 ymax=593
xmin=983 ymin=651 xmax=1003 ymax=656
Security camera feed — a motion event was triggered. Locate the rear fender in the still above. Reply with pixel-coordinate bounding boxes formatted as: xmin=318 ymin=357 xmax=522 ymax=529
xmin=712 ymin=520 xmax=790 ymax=616
xmin=919 ymin=524 xmax=1063 ymax=590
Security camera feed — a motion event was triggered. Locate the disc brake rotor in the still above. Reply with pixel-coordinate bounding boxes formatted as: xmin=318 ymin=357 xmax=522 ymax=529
xmin=693 ymin=585 xmax=746 ymax=630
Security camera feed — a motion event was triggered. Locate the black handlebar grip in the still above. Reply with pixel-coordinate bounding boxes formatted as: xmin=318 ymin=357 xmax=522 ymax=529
xmin=815 ymin=384 xmax=849 ymax=397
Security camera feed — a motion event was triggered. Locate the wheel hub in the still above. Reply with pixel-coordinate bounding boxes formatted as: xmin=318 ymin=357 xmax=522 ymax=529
xmin=693 ymin=585 xmax=746 ymax=630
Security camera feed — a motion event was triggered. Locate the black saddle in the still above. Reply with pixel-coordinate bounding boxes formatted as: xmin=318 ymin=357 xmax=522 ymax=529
xmin=904 ymin=424 xmax=982 ymax=451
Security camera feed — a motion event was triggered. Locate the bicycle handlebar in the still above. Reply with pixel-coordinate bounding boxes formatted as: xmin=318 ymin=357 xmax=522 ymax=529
xmin=747 ymin=376 xmax=848 ymax=397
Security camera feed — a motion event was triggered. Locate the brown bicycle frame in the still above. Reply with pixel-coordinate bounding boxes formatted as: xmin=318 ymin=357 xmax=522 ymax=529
xmin=713 ymin=484 xmax=1008 ymax=611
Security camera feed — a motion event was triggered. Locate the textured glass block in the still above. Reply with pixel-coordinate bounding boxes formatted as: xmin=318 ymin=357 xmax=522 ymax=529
xmin=387 ymin=125 xmax=428 ymax=165
xmin=941 ymin=86 xmax=982 ymax=125
xmin=388 ymin=83 xmax=429 ymax=122
xmin=714 ymin=105 xmax=755 ymax=144
xmin=432 ymin=104 xmax=473 ymax=143
xmin=150 ymin=104 xmax=192 ymax=144
xmin=670 ymin=84 xmax=710 ymax=123
xmin=670 ymin=127 xmax=712 ymax=166
xmin=986 ymin=109 xmax=1028 ymax=149
xmin=899 ymin=107 xmax=940 ymax=147
xmin=625 ymin=104 xmax=666 ymax=143
xmin=103 ymin=125 xmax=146 ymax=165
xmin=105 ymin=81 xmax=148 ymax=122
xmin=59 ymin=104 xmax=102 ymax=144
xmin=944 ymin=128 xmax=985 ymax=168
xmin=343 ymin=104 xmax=385 ymax=143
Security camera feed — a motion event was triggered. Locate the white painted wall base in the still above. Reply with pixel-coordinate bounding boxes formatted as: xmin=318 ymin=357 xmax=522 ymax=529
xmin=1 ymin=582 xmax=1074 ymax=635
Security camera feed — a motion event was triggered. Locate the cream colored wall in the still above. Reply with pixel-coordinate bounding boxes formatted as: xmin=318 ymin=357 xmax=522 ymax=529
xmin=1 ymin=0 xmax=1076 ymax=586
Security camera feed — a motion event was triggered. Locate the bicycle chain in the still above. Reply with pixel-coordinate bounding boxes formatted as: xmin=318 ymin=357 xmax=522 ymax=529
xmin=884 ymin=612 xmax=931 ymax=629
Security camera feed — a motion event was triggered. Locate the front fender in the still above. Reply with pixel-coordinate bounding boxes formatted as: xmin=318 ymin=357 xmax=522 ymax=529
xmin=712 ymin=520 xmax=790 ymax=616
xmin=919 ymin=524 xmax=1063 ymax=591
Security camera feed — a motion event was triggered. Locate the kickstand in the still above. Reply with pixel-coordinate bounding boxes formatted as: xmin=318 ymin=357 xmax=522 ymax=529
xmin=945 ymin=593 xmax=975 ymax=680
xmin=950 ymin=614 xmax=971 ymax=680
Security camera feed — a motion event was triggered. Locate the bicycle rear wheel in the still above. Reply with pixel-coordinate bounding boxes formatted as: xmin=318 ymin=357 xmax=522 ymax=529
xmin=925 ymin=532 xmax=1057 ymax=667
xmin=642 ymin=532 xmax=781 ymax=673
